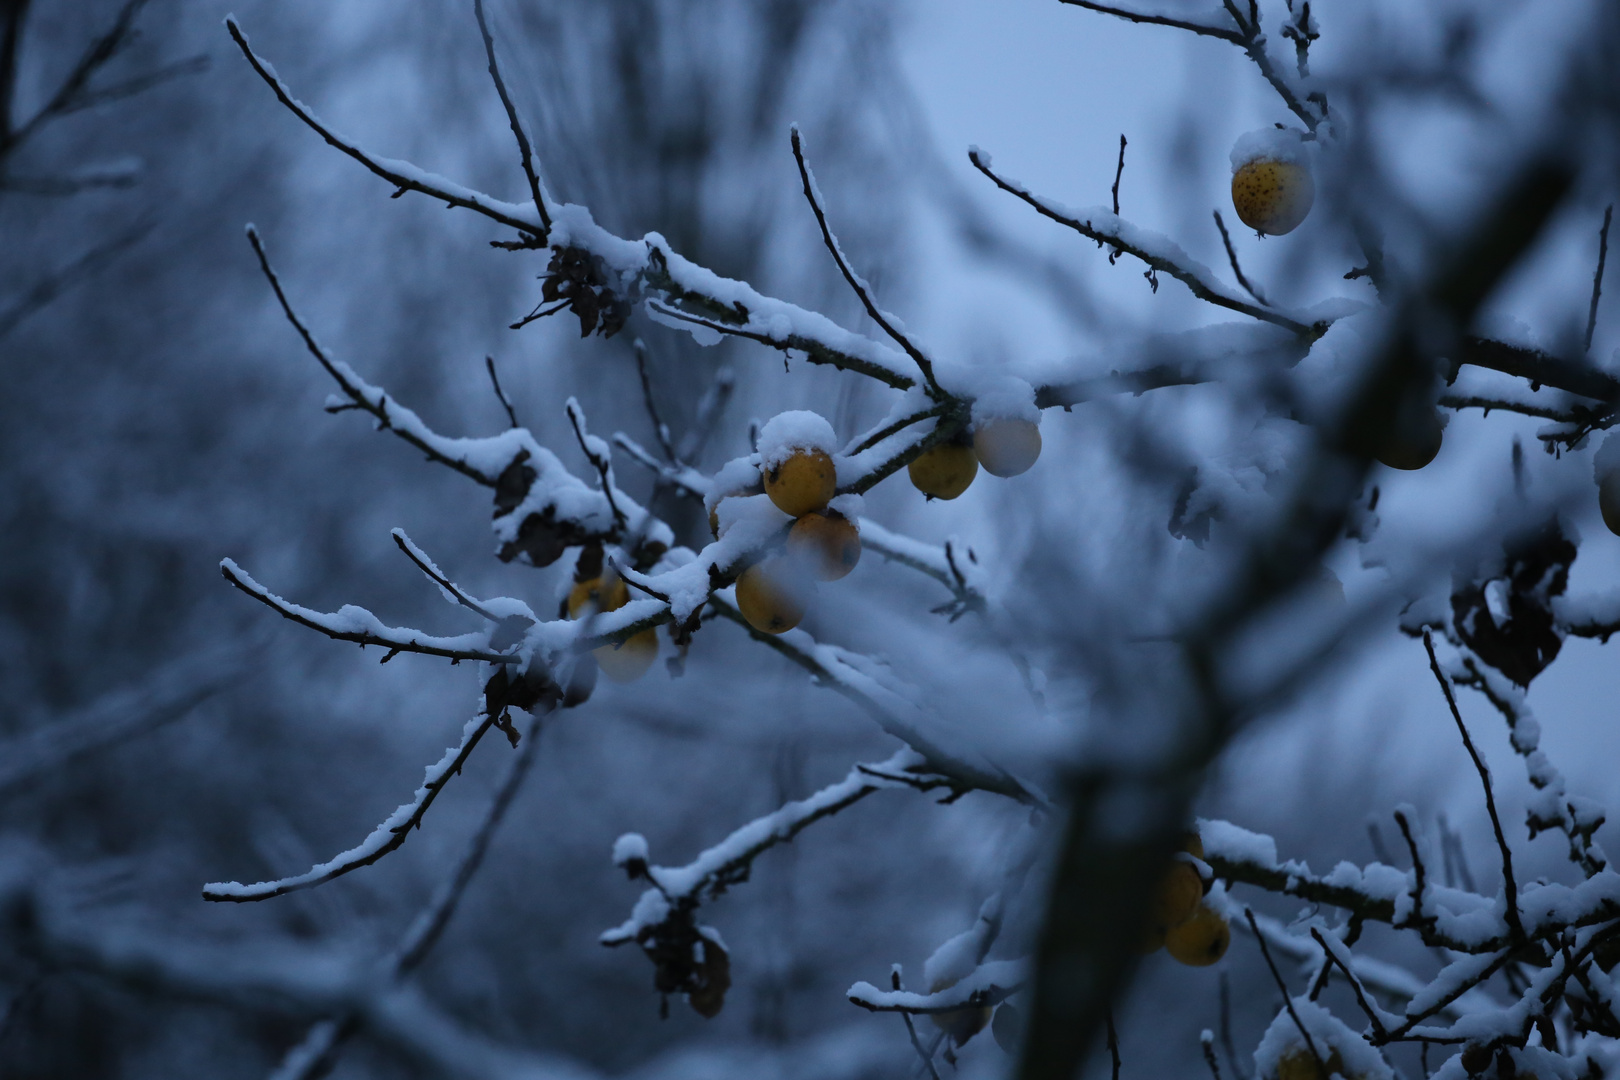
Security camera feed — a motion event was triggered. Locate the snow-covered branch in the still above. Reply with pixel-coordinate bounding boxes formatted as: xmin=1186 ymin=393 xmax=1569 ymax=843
xmin=202 ymin=711 xmax=505 ymax=901
xmin=968 ymin=148 xmax=1318 ymax=336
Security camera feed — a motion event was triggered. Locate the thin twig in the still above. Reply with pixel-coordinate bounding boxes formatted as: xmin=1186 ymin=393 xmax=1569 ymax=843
xmin=1201 ymin=1031 xmax=1224 ymax=1080
xmin=391 ymin=530 xmax=502 ymax=622
xmin=203 ymin=712 xmax=502 ymax=902
xmin=892 ymin=968 xmax=944 ymax=1080
xmin=1422 ymin=631 xmax=1523 ymax=942
xmin=1586 ymin=205 xmax=1612 ymax=355
xmin=1393 ymin=809 xmax=1428 ymax=928
xmin=2 ymin=0 xmax=147 ymax=155
xmin=1214 ymin=210 xmax=1267 ymax=304
xmin=632 ymin=339 xmax=676 ymax=462
xmin=472 ymin=0 xmax=550 ymax=238
xmin=226 ymin=19 xmax=541 ymax=237
xmin=270 ymin=712 xmax=545 ymax=1080
xmin=676 ymin=365 xmax=735 ymax=466
xmin=1219 ymin=972 xmax=1247 ymax=1080
xmin=1111 ymin=135 xmax=1127 ymax=215
xmin=484 ymin=356 xmax=519 ymax=429
xmin=0 ymin=219 xmax=151 ymax=339
xmin=1106 ymin=1009 xmax=1121 ymax=1080
xmin=245 ymin=226 xmax=496 ymax=487
xmin=790 ymin=126 xmax=942 ymax=396
xmin=1056 ymin=0 xmax=1241 ymax=42
xmin=1307 ymin=928 xmax=1389 ymax=1040
xmin=1244 ymin=909 xmax=1330 ymax=1078
xmin=565 ymin=399 xmax=627 ymax=529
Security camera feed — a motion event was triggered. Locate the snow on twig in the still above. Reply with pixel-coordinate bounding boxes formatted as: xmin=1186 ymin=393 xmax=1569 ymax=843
xmin=968 ymin=148 xmax=1316 ymax=335
xmin=848 ymin=958 xmax=1026 ymax=1013
xmin=705 ymin=592 xmax=1039 ymax=803
xmin=602 ymin=748 xmax=935 ymax=939
xmin=202 ymin=711 xmax=503 ymax=901
xmin=219 ymin=560 xmax=520 ymax=665
xmin=271 ymin=712 xmax=546 ymax=1079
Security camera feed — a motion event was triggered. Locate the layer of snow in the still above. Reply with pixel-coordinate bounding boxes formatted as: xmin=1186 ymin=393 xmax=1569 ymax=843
xmin=1231 ymin=126 xmax=1313 ymax=172
xmin=757 ymin=411 xmax=838 ymax=470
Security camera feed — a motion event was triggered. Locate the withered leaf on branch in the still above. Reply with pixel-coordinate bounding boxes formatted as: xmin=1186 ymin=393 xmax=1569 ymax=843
xmin=539 ymin=246 xmax=631 ymax=339
xmin=1451 ymin=518 xmax=1576 ymax=686
xmin=632 ymin=908 xmax=732 ymax=1019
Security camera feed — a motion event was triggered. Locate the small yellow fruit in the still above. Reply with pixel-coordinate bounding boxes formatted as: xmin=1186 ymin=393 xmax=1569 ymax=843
xmin=567 ymin=576 xmax=656 ymax=682
xmin=1152 ymin=862 xmax=1205 ymax=932
xmin=568 ymin=576 xmax=629 ymax=618
xmin=1276 ymin=1048 xmax=1348 ymax=1080
xmin=1232 ymin=159 xmax=1315 ymax=236
xmin=596 ymin=629 xmax=658 ymax=683
xmin=787 ymin=511 xmax=861 ymax=581
xmin=973 ymin=419 xmax=1042 ymax=478
xmin=1165 ymin=903 xmax=1230 ymax=967
xmin=735 ymin=559 xmax=809 ymax=634
xmin=1599 ymin=470 xmax=1620 ymax=537
xmin=909 ymin=442 xmax=978 ymax=500
xmin=928 ymin=977 xmax=992 ymax=1047
xmin=764 ymin=449 xmax=837 ymax=517
xmin=1376 ymin=409 xmax=1444 ymax=471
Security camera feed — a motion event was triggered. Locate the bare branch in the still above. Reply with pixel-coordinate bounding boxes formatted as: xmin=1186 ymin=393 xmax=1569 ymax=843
xmin=1244 ymin=908 xmax=1330 ymax=1077
xmin=484 ymin=356 xmax=519 ymax=429
xmin=791 ymin=126 xmax=941 ymax=395
xmin=1307 ymin=928 xmax=1389 ymax=1041
xmin=1056 ymin=1 xmax=1242 ymax=43
xmin=645 ymin=299 xmax=915 ymax=391
xmin=1423 ymin=631 xmax=1524 ymax=942
xmin=1213 ymin=210 xmax=1267 ymax=305
xmin=632 ymin=339 xmax=676 ymax=462
xmin=225 ymin=19 xmax=543 ymax=237
xmin=1111 ymin=135 xmax=1127 ymax=215
xmin=705 ymin=595 xmax=1037 ymax=804
xmin=472 ymin=0 xmax=550 ymax=238
xmin=0 ymin=219 xmax=151 ymax=339
xmin=892 ymin=969 xmax=945 ymax=1080
xmin=1587 ymin=205 xmax=1612 ymax=356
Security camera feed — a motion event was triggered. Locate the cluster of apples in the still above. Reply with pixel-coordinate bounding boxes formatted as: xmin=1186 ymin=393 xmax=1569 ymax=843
xmin=907 ymin=417 xmax=1043 ymax=500
xmin=728 ymin=438 xmax=863 ymax=635
xmin=1143 ymin=831 xmax=1230 ymax=967
xmin=567 ymin=573 xmax=660 ymax=684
